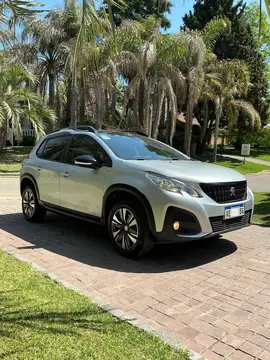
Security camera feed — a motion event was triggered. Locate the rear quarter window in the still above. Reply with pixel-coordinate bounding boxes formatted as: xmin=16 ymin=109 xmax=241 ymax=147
xmin=36 ymin=139 xmax=47 ymax=158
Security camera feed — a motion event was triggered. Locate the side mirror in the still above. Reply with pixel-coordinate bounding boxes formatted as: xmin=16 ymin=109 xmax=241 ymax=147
xmin=74 ymin=155 xmax=98 ymax=168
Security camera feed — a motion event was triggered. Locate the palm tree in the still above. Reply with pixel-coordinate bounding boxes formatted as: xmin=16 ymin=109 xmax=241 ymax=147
xmin=260 ymin=0 xmax=270 ymax=34
xmin=22 ymin=13 xmax=69 ymax=108
xmin=211 ymin=60 xmax=261 ymax=162
xmin=68 ymin=0 xmax=126 ymax=128
xmin=0 ymin=60 xmax=56 ymax=150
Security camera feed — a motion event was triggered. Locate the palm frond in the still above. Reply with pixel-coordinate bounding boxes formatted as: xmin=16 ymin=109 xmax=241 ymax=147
xmin=230 ymin=99 xmax=261 ymax=129
xmin=201 ymin=17 xmax=231 ymax=50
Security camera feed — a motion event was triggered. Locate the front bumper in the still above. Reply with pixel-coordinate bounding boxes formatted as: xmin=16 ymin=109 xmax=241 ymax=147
xmin=150 ymin=187 xmax=254 ymax=243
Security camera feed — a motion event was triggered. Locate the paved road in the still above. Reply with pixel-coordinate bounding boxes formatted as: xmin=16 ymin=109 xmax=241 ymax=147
xmin=245 ymin=174 xmax=270 ymax=193
xmin=2 ymin=174 xmax=269 ymax=198
xmin=0 ymin=177 xmax=20 ymax=198
xmin=1 ymin=178 xmax=270 ymax=359
xmin=223 ymin=154 xmax=270 ymax=167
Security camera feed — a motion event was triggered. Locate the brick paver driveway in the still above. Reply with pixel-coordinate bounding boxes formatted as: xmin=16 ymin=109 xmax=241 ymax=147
xmin=1 ymin=181 xmax=270 ymax=359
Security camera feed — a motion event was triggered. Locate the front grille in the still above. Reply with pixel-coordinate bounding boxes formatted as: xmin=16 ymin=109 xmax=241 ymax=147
xmin=200 ymin=181 xmax=247 ymax=204
xmin=210 ymin=211 xmax=251 ymax=233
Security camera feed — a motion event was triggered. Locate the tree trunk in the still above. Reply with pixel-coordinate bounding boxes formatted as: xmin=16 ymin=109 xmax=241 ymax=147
xmin=145 ymin=79 xmax=153 ymax=136
xmin=55 ymin=85 xmax=62 ymax=124
xmin=95 ymin=84 xmax=102 ymax=130
xmin=79 ymin=76 xmax=85 ymax=122
xmin=104 ymin=89 xmax=109 ymax=121
xmin=159 ymin=98 xmax=167 ymax=142
xmin=0 ymin=121 xmax=7 ymax=151
xmin=138 ymin=78 xmax=145 ymax=130
xmin=185 ymin=99 xmax=193 ymax=157
xmin=111 ymin=80 xmax=117 ymax=123
xmin=152 ymin=91 xmax=165 ymax=139
xmin=70 ymin=84 xmax=77 ymax=128
xmin=65 ymin=78 xmax=72 ymax=127
xmin=48 ymin=74 xmax=56 ymax=107
xmin=200 ymin=101 xmax=209 ymax=148
xmin=213 ymin=114 xmax=221 ymax=163
xmin=165 ymin=106 xmax=171 ymax=145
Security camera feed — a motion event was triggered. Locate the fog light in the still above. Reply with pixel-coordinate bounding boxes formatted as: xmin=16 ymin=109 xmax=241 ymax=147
xmin=173 ymin=222 xmax=180 ymax=231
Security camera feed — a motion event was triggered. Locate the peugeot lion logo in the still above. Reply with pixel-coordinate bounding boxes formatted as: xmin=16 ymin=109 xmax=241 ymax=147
xmin=230 ymin=186 xmax=236 ymax=197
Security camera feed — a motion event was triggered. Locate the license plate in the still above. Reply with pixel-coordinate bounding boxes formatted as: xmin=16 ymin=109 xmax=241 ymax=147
xmin=224 ymin=204 xmax=245 ymax=219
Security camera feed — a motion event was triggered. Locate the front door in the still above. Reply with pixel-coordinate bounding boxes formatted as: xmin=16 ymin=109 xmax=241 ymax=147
xmin=59 ymin=134 xmax=110 ymax=217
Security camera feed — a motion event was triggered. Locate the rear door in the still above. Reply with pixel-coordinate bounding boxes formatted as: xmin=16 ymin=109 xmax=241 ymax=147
xmin=36 ymin=134 xmax=71 ymax=205
xmin=59 ymin=134 xmax=110 ymax=217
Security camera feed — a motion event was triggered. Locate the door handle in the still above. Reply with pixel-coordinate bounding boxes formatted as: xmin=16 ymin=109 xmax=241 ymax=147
xmin=37 ymin=166 xmax=42 ymax=171
xmin=61 ymin=172 xmax=70 ymax=178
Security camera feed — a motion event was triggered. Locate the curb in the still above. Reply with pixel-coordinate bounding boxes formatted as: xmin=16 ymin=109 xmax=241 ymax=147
xmin=3 ymin=249 xmax=204 ymax=360
xmin=0 ymin=173 xmax=19 ymax=177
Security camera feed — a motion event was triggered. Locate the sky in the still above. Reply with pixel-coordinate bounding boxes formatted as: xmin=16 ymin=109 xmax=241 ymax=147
xmin=41 ymin=0 xmax=258 ymax=34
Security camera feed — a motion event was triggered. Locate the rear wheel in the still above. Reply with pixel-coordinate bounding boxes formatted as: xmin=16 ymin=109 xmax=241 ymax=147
xmin=22 ymin=186 xmax=46 ymax=222
xmin=108 ymin=201 xmax=154 ymax=258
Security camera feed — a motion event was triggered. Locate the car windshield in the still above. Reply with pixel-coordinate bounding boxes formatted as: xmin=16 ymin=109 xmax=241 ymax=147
xmin=97 ymin=132 xmax=189 ymax=161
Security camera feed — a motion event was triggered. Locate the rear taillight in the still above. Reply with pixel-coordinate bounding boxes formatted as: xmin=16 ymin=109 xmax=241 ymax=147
xmin=25 ymin=154 xmax=30 ymax=160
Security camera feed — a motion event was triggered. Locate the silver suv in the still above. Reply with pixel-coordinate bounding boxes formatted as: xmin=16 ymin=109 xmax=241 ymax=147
xmin=20 ymin=126 xmax=254 ymax=258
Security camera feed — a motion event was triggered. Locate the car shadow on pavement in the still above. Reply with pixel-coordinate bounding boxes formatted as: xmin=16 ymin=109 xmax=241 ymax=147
xmin=0 ymin=212 xmax=237 ymax=273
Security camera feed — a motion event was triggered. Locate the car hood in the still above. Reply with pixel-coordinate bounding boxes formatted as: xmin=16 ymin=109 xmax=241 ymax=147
xmin=124 ymin=160 xmax=246 ymax=184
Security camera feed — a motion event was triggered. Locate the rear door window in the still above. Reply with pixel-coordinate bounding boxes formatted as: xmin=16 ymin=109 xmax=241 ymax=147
xmin=40 ymin=136 xmax=70 ymax=162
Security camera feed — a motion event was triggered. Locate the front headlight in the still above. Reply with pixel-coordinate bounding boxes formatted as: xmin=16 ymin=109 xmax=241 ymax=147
xmin=145 ymin=172 xmax=201 ymax=198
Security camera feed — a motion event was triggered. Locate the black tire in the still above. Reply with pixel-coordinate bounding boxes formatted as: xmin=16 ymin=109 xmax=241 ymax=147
xmin=22 ymin=186 xmax=46 ymax=222
xmin=108 ymin=201 xmax=154 ymax=258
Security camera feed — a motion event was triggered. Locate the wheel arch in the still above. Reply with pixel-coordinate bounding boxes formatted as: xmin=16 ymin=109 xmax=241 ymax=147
xmin=20 ymin=174 xmax=40 ymax=200
xmin=102 ymin=185 xmax=156 ymax=235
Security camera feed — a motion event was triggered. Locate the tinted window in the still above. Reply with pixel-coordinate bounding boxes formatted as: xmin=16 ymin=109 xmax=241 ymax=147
xmin=42 ymin=136 xmax=70 ymax=162
xmin=36 ymin=139 xmax=47 ymax=157
xmin=67 ymin=135 xmax=109 ymax=165
xmin=97 ymin=132 xmax=189 ymax=160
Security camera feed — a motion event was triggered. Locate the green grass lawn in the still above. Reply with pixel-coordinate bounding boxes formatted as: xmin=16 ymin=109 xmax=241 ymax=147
xmin=0 ymin=250 xmax=189 ymax=360
xmin=221 ymin=148 xmax=270 ymax=162
xmin=253 ymin=192 xmax=270 ymax=225
xmin=250 ymin=151 xmax=270 ymax=162
xmin=197 ymin=154 xmax=270 ymax=174
xmin=0 ymin=147 xmax=32 ymax=173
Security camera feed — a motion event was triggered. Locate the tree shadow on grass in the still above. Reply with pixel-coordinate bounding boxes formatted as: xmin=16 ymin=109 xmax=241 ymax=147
xmin=254 ymin=193 xmax=270 ymax=226
xmin=0 ymin=306 xmax=125 ymax=339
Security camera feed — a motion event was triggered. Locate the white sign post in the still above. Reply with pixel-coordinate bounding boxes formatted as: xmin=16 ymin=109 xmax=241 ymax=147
xmin=241 ymin=144 xmax=251 ymax=164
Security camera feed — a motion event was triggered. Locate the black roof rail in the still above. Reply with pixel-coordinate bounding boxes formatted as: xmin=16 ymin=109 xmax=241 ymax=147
xmin=136 ymin=131 xmax=148 ymax=137
xmin=69 ymin=125 xmax=97 ymax=133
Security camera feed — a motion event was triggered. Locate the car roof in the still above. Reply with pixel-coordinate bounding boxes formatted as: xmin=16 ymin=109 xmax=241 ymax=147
xmin=46 ymin=128 xmax=148 ymax=138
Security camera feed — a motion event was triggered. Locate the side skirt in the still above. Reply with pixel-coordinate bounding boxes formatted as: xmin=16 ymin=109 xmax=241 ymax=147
xmin=41 ymin=201 xmax=104 ymax=225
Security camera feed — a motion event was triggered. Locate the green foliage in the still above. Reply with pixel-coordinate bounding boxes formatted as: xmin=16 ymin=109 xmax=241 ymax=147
xmin=183 ymin=0 xmax=245 ymax=31
xmin=227 ymin=128 xmax=270 ymax=148
xmin=0 ymin=57 xmax=56 ymax=142
xmin=244 ymin=2 xmax=270 ymax=84
xmin=183 ymin=0 xmax=269 ymax=125
xmin=101 ymin=0 xmax=172 ymax=29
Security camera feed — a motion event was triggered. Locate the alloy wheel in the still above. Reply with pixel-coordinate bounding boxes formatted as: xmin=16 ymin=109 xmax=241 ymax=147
xmin=22 ymin=189 xmax=35 ymax=218
xmin=111 ymin=207 xmax=139 ymax=250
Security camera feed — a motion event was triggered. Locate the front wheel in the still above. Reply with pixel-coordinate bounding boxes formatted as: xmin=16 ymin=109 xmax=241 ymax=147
xmin=22 ymin=186 xmax=46 ymax=222
xmin=108 ymin=202 xmax=154 ymax=258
